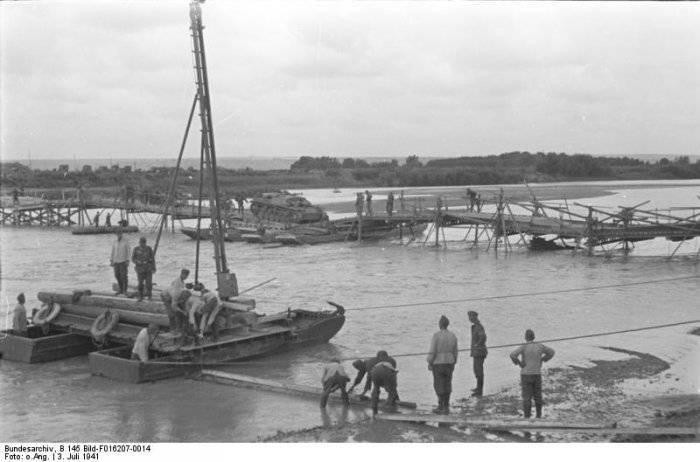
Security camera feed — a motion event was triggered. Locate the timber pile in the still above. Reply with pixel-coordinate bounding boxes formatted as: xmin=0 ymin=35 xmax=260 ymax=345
xmin=38 ymin=290 xmax=256 ymax=314
xmin=36 ymin=289 xmax=260 ymax=347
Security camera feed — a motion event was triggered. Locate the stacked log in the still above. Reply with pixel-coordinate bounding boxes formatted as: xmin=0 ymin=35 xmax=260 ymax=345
xmin=38 ymin=290 xmax=255 ymax=314
xmin=37 ymin=290 xmax=258 ymax=332
xmin=60 ymin=303 xmax=169 ymax=328
xmin=38 ymin=291 xmax=166 ymax=314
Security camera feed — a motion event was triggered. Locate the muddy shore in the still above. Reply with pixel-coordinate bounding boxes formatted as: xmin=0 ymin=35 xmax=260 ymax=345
xmin=265 ymin=338 xmax=699 ymax=443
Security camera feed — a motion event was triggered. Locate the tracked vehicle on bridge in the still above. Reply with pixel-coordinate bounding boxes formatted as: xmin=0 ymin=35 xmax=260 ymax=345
xmin=249 ymin=191 xmax=327 ymax=224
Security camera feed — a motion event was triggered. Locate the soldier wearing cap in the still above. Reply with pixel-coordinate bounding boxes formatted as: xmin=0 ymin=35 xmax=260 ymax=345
xmin=468 ymin=310 xmax=487 ymax=397
xmin=131 ymin=236 xmax=155 ymax=301
xmin=427 ymin=315 xmax=458 ymax=413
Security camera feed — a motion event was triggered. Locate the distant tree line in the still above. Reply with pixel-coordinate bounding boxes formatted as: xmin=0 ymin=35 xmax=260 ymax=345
xmin=2 ymin=152 xmax=698 ymax=198
xmin=289 ymin=151 xmax=700 ymax=186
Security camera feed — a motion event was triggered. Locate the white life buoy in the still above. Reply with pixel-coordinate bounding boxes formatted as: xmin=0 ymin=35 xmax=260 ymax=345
xmin=33 ymin=302 xmax=61 ymax=325
xmin=90 ymin=310 xmax=120 ymax=341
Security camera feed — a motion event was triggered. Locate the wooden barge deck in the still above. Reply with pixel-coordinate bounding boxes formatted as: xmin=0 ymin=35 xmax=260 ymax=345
xmin=14 ymin=288 xmax=345 ymax=383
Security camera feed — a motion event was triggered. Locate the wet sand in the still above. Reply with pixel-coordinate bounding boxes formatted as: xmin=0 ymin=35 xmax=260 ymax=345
xmin=266 ymin=331 xmax=699 ymax=443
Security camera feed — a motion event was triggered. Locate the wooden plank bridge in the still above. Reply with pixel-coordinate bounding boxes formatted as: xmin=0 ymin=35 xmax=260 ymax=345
xmin=0 ymin=196 xmax=210 ymax=227
xmin=337 ymin=189 xmax=700 ymax=255
xmin=2 ymin=190 xmax=699 ymax=256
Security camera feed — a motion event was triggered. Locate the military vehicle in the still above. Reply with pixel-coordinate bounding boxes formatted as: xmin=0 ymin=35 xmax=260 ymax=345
xmin=249 ymin=191 xmax=327 ymax=224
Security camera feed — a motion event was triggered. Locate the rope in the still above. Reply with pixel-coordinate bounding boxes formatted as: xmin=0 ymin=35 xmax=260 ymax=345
xmin=147 ymin=318 xmax=700 ymax=367
xmin=385 ymin=318 xmax=700 ymax=360
xmin=347 ymin=275 xmax=700 ymax=312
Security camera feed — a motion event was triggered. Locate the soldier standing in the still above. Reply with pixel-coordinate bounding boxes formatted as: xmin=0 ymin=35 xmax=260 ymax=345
xmin=468 ymin=310 xmax=487 ymax=397
xmin=355 ymin=192 xmax=364 ymax=218
xmin=427 ymin=315 xmax=458 ymax=414
xmin=510 ymin=329 xmax=555 ymax=418
xmin=132 ymin=237 xmax=156 ymax=301
xmin=365 ymin=190 xmax=373 ymax=216
xmin=386 ymin=192 xmax=395 ymax=217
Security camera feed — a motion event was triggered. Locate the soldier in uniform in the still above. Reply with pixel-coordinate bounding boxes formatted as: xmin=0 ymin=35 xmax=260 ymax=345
xmin=468 ymin=310 xmax=487 ymax=397
xmin=131 ymin=237 xmax=156 ymax=301
xmin=355 ymin=192 xmax=364 ymax=218
xmin=386 ymin=192 xmax=395 ymax=217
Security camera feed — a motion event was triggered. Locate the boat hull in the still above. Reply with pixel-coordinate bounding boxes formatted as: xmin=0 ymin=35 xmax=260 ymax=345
xmin=89 ymin=310 xmax=345 ymax=383
xmin=0 ymin=326 xmax=95 ymax=363
xmin=71 ymin=225 xmax=139 ymax=235
xmin=180 ymin=227 xmax=244 ymax=242
xmin=274 ymin=223 xmax=428 ymax=245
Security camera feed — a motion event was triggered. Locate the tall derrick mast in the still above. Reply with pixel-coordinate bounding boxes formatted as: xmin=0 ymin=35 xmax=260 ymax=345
xmin=189 ymin=0 xmax=238 ymax=298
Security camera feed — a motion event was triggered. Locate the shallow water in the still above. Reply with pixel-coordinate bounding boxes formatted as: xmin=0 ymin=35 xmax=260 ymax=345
xmin=1 ymin=181 xmax=699 ymax=441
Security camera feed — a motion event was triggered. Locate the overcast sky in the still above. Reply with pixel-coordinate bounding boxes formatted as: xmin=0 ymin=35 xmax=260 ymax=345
xmin=1 ymin=1 xmax=699 ymax=161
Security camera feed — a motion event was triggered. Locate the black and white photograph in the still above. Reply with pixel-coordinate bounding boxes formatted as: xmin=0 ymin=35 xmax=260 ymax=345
xmin=0 ymin=0 xmax=698 ymax=454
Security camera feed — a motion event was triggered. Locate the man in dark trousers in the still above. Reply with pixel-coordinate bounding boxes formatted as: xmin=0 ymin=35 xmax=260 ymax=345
xmin=348 ymin=352 xmax=383 ymax=398
xmin=427 ymin=315 xmax=458 ymax=413
xmin=131 ymin=237 xmax=156 ymax=301
xmin=510 ymin=329 xmax=555 ymax=418
xmin=468 ymin=310 xmax=487 ymax=397
xmin=369 ymin=350 xmax=399 ymax=415
xmin=386 ymin=192 xmax=394 ymax=217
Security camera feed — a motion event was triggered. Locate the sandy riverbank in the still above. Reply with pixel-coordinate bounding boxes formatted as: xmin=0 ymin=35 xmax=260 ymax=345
xmin=265 ymin=330 xmax=699 ymax=443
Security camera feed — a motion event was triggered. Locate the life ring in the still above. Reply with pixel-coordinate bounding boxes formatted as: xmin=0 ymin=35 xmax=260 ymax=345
xmin=90 ymin=310 xmax=120 ymax=340
xmin=33 ymin=302 xmax=61 ymax=325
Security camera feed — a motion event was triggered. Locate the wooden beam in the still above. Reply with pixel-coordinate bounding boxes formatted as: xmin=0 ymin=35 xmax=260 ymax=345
xmin=377 ymin=412 xmax=613 ymax=428
xmin=376 ymin=414 xmax=698 ymax=436
xmin=199 ymin=369 xmax=417 ymax=409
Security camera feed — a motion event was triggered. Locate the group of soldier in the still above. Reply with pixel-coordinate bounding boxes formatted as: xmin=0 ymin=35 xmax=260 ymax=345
xmin=320 ymin=311 xmax=555 ymax=419
xmin=92 ymin=211 xmax=128 ymax=227
xmin=129 ymin=268 xmax=223 ymax=360
xmin=109 ymin=230 xmax=156 ymax=301
xmin=354 ymin=190 xmax=406 ymax=218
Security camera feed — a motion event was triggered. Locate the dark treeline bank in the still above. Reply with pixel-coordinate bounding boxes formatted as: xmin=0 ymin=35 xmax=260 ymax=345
xmin=1 ymin=152 xmax=698 ymax=200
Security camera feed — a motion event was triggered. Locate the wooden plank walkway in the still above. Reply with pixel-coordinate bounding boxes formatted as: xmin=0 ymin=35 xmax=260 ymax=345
xmin=199 ymin=369 xmax=417 ymax=409
xmin=376 ymin=413 xmax=698 ymax=436
xmin=0 ymin=197 xmax=210 ymax=225
xmin=342 ymin=210 xmax=700 ymax=243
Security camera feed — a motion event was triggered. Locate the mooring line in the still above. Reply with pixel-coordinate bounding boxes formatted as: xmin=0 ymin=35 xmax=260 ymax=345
xmin=148 ymin=318 xmax=700 ymax=367
xmin=346 ymin=275 xmax=700 ymax=312
xmin=381 ymin=318 xmax=700 ymax=360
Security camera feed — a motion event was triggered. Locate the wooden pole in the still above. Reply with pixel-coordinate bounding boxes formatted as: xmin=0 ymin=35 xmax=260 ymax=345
xmin=586 ymin=207 xmax=594 ymax=256
xmin=506 ymin=202 xmax=528 ymax=247
xmin=358 ymin=214 xmax=363 ymax=242
xmin=434 ymin=198 xmax=441 ymax=247
xmin=423 ymin=223 xmax=434 ymax=246
xmin=669 ymin=239 xmax=685 ymax=259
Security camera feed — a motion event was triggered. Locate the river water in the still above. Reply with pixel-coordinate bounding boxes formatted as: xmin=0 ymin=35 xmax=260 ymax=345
xmin=1 ymin=180 xmax=699 ymax=441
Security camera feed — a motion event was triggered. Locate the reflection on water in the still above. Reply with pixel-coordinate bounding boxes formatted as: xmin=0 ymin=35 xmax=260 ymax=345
xmin=1 ymin=182 xmax=699 ymax=441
